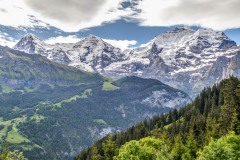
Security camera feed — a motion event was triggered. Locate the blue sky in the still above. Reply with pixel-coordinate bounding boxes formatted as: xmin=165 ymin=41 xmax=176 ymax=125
xmin=225 ymin=29 xmax=240 ymax=45
xmin=0 ymin=0 xmax=239 ymax=48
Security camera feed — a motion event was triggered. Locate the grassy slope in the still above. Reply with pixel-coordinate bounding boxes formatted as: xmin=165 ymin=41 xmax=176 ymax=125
xmin=0 ymin=46 xmax=104 ymax=87
xmin=54 ymin=89 xmax=92 ymax=107
xmin=0 ymin=45 xmax=106 ymax=154
xmin=6 ymin=124 xmax=30 ymax=144
xmin=102 ymin=81 xmax=120 ymax=91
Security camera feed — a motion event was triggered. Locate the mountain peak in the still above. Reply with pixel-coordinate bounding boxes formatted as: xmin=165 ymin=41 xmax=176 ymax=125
xmin=73 ymin=34 xmax=103 ymax=48
xmin=153 ymin=27 xmax=195 ymax=45
xmin=84 ymin=34 xmax=102 ymax=41
xmin=191 ymin=28 xmax=237 ymax=50
xmin=21 ymin=33 xmax=41 ymax=41
xmin=15 ymin=33 xmax=43 ymax=47
xmin=195 ymin=28 xmax=229 ymax=38
xmin=173 ymin=26 xmax=194 ymax=32
xmin=13 ymin=33 xmax=48 ymax=54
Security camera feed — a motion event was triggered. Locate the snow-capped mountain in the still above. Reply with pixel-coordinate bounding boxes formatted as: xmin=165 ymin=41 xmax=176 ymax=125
xmin=104 ymin=27 xmax=239 ymax=97
xmin=14 ymin=34 xmax=126 ymax=72
xmin=13 ymin=28 xmax=240 ymax=97
xmin=14 ymin=33 xmax=52 ymax=55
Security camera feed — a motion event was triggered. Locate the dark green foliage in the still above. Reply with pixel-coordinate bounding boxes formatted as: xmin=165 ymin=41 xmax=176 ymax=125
xmin=76 ymin=77 xmax=240 ymax=160
xmin=231 ymin=109 xmax=240 ymax=134
xmin=0 ymin=75 xmax=188 ymax=160
xmin=102 ymin=136 xmax=117 ymax=160
xmin=0 ymin=125 xmax=4 ymax=131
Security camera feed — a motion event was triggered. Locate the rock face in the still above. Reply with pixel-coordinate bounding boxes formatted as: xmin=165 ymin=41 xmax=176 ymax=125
xmin=14 ymin=33 xmax=52 ymax=56
xmin=14 ymin=27 xmax=240 ymax=97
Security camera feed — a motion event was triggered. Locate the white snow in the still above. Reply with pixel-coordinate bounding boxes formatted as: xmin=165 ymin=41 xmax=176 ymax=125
xmin=12 ymin=28 xmax=240 ymax=98
xmin=141 ymin=90 xmax=191 ymax=108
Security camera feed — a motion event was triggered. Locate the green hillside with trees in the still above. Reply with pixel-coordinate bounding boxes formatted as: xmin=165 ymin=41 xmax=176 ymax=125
xmin=0 ymin=46 xmax=191 ymax=160
xmin=76 ymin=77 xmax=240 ymax=160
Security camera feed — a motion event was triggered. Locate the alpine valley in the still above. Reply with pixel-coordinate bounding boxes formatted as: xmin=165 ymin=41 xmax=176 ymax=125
xmin=0 ymin=45 xmax=190 ymax=159
xmin=0 ymin=27 xmax=239 ymax=160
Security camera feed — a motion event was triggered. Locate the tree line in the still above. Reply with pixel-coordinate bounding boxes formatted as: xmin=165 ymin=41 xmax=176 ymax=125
xmin=76 ymin=76 xmax=240 ymax=160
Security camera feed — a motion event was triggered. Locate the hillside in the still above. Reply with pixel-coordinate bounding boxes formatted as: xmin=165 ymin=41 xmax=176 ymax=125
xmin=76 ymin=77 xmax=240 ymax=160
xmin=0 ymin=46 xmax=191 ymax=159
xmin=0 ymin=45 xmax=103 ymax=87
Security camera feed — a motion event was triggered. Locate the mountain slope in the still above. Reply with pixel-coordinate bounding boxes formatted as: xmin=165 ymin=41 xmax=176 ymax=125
xmin=76 ymin=77 xmax=240 ymax=160
xmin=0 ymin=45 xmax=102 ymax=87
xmin=104 ymin=27 xmax=239 ymax=97
xmin=0 ymin=46 xmax=191 ymax=159
xmin=0 ymin=78 xmax=191 ymax=160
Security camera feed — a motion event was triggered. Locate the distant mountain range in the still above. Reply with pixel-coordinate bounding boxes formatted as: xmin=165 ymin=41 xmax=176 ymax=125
xmin=14 ymin=27 xmax=240 ymax=97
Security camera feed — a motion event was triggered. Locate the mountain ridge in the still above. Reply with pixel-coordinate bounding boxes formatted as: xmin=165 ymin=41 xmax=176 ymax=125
xmin=13 ymin=28 xmax=240 ymax=97
xmin=0 ymin=45 xmax=102 ymax=88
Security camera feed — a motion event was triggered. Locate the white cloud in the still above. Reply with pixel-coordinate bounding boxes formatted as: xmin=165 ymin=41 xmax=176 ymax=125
xmin=0 ymin=0 xmax=47 ymax=28
xmin=0 ymin=0 xmax=239 ymax=32
xmin=45 ymin=35 xmax=82 ymax=44
xmin=0 ymin=0 xmax=133 ymax=32
xmin=103 ymin=39 xmax=137 ymax=50
xmin=134 ymin=0 xmax=240 ymax=30
xmin=0 ymin=32 xmax=17 ymax=47
xmin=45 ymin=35 xmax=137 ymax=50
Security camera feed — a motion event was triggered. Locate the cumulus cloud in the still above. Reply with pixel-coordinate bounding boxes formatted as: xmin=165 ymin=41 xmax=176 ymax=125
xmin=22 ymin=0 xmax=133 ymax=32
xmin=24 ymin=0 xmax=105 ymax=24
xmin=134 ymin=0 xmax=240 ymax=30
xmin=0 ymin=0 xmax=47 ymax=28
xmin=0 ymin=0 xmax=239 ymax=31
xmin=103 ymin=39 xmax=137 ymax=50
xmin=0 ymin=0 xmax=133 ymax=32
xmin=45 ymin=35 xmax=82 ymax=44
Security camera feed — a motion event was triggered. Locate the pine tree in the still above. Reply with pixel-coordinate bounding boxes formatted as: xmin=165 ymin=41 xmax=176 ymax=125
xmin=166 ymin=111 xmax=173 ymax=124
xmin=218 ymin=90 xmax=224 ymax=106
xmin=231 ymin=109 xmax=240 ymax=135
xmin=90 ymin=145 xmax=102 ymax=160
xmin=222 ymin=77 xmax=239 ymax=109
xmin=171 ymin=134 xmax=186 ymax=160
xmin=183 ymin=129 xmax=197 ymax=160
xmin=205 ymin=114 xmax=219 ymax=145
xmin=219 ymin=105 xmax=234 ymax=136
xmin=102 ymin=136 xmax=117 ymax=160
